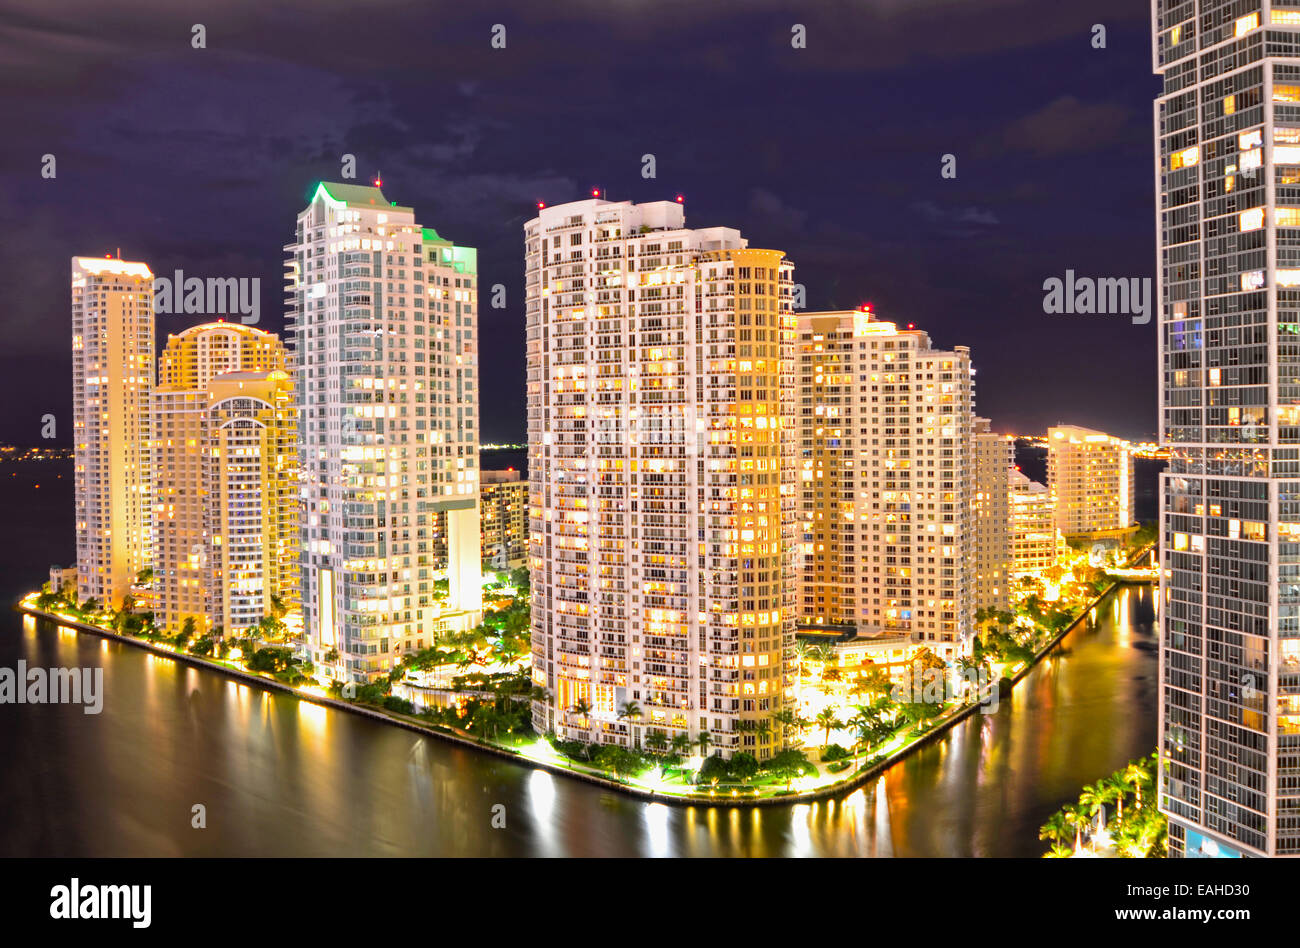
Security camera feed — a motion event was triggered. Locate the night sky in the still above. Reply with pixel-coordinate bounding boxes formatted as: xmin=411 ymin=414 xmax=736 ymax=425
xmin=0 ymin=0 xmax=1161 ymax=445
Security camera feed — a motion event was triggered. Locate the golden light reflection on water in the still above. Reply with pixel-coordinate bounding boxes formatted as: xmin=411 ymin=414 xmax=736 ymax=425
xmin=9 ymin=586 xmax=1156 ymax=857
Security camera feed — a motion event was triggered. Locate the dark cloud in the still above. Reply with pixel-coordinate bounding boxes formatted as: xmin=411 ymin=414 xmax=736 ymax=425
xmin=0 ymin=0 xmax=1159 ymax=443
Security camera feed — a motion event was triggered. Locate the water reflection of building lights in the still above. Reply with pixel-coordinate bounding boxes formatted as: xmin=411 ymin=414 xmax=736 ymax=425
xmin=644 ymin=802 xmax=670 ymax=857
xmin=790 ymin=803 xmax=812 ymax=856
xmin=297 ymin=699 xmax=327 ymax=734
xmin=527 ymin=770 xmax=556 ymax=852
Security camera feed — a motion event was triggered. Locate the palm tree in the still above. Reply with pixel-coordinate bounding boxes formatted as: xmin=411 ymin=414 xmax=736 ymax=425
xmin=815 ymin=707 xmax=842 ymax=747
xmin=644 ymin=729 xmax=669 ymax=754
xmin=1079 ymin=782 xmax=1106 ymax=822
xmin=1038 ymin=811 xmax=1069 ymax=846
xmin=570 ymin=700 xmax=593 ymax=729
xmin=1106 ymin=774 xmax=1127 ymax=823
xmin=851 ymin=714 xmax=878 ymax=753
xmin=1044 ymin=842 xmax=1073 ymax=858
xmin=697 ymin=730 xmax=713 ymax=757
xmin=1122 ymin=760 xmax=1149 ymax=810
xmin=671 ymin=733 xmax=693 ymax=757
xmin=616 ymin=701 xmax=643 ymax=746
xmin=793 ymin=640 xmax=812 ymax=679
xmin=1063 ymin=803 xmax=1090 ymax=852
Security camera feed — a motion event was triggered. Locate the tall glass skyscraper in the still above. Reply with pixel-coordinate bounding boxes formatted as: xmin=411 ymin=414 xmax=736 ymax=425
xmin=1155 ymin=1 xmax=1300 ymax=857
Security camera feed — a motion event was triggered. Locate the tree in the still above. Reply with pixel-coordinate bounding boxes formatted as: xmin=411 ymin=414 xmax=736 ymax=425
xmin=1039 ymin=811 xmax=1069 ymax=846
xmin=671 ymin=733 xmax=694 ymax=757
xmin=696 ymin=730 xmax=713 ymax=757
xmin=815 ymin=707 xmax=842 ymax=747
xmin=1106 ymin=774 xmax=1127 ymax=824
xmin=1063 ymin=803 xmax=1090 ymax=851
xmin=764 ymin=749 xmax=814 ymax=790
xmin=729 ymin=752 xmax=759 ymax=784
xmin=792 ymin=640 xmax=812 ymax=679
xmin=570 ymin=700 xmax=593 ymax=729
xmin=616 ymin=701 xmax=643 ymax=742
xmin=644 ymin=729 xmax=669 ymax=754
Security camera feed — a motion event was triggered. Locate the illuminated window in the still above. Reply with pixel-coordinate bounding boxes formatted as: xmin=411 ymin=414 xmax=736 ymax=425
xmin=1170 ymin=145 xmax=1199 ymax=169
xmin=1168 ymin=25 xmax=1182 ymax=46
xmin=1224 ymin=94 xmax=1236 ymax=115
xmin=1240 ymin=207 xmax=1265 ymax=231
xmin=1277 ymin=145 xmax=1300 ymax=164
xmin=1273 ymin=11 xmax=1300 ymax=25
xmin=1240 ymin=129 xmax=1263 ymax=150
xmin=1278 ymin=209 xmax=1300 ymax=227
xmin=1236 ymin=13 xmax=1260 ymax=37
xmin=1241 ymin=149 xmax=1263 ymax=172
xmin=1278 ymin=270 xmax=1300 ymax=287
xmin=1276 ymin=85 xmax=1300 ymax=103
xmin=1242 ymin=270 xmax=1265 ymax=290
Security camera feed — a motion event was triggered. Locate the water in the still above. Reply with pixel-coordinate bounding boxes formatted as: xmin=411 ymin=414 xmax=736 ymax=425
xmin=0 ymin=458 xmax=1158 ymax=856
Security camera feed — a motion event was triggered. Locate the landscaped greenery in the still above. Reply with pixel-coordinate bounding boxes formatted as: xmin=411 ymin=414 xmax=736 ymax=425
xmin=1039 ymin=751 xmax=1166 ymax=858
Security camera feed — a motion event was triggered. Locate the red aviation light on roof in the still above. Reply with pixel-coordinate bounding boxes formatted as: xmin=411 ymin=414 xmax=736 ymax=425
xmin=675 ymin=194 xmax=684 ymax=203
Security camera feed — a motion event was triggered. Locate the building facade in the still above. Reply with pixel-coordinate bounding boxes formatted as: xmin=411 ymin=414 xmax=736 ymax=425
xmin=204 ymin=370 xmax=298 ymax=636
xmin=71 ymin=256 xmax=154 ymax=609
xmin=287 ymin=182 xmax=482 ymax=683
xmin=525 ymin=197 xmax=797 ymax=760
xmin=479 ymin=469 xmax=528 ymax=570
xmin=974 ymin=417 xmax=1013 ymax=611
xmin=153 ymin=323 xmax=289 ymax=635
xmin=1009 ymin=468 xmax=1056 ymax=576
xmin=796 ymin=308 xmax=976 ymax=661
xmin=1154 ymin=0 xmax=1300 ymax=857
xmin=1046 ymin=424 xmax=1135 ymax=538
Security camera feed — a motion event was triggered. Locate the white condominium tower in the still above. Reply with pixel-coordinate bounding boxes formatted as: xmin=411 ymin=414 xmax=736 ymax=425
xmin=796 ymin=309 xmax=976 ymax=661
xmin=287 ymin=182 xmax=482 ymax=683
xmin=71 ymin=256 xmax=154 ymax=609
xmin=525 ymin=198 xmax=797 ymax=760
xmin=1154 ymin=0 xmax=1300 ymax=857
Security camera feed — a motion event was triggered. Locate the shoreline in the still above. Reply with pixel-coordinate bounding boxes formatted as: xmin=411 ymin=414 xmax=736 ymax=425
xmin=13 ymin=566 xmax=1150 ymax=807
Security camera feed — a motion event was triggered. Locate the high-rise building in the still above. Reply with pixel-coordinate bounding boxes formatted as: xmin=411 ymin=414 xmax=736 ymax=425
xmin=153 ymin=323 xmax=290 ymax=635
xmin=204 ymin=369 xmax=297 ymax=636
xmin=287 ymin=182 xmax=482 ymax=683
xmin=796 ymin=308 xmax=976 ymax=661
xmin=1009 ymin=468 xmax=1056 ymax=576
xmin=1154 ymin=1 xmax=1300 ymax=857
xmin=1046 ymin=424 xmax=1135 ymax=539
xmin=71 ymin=256 xmax=154 ymax=609
xmin=525 ymin=198 xmax=797 ymax=760
xmin=974 ymin=417 xmax=1013 ymax=612
xmin=479 ymin=469 xmax=528 ymax=570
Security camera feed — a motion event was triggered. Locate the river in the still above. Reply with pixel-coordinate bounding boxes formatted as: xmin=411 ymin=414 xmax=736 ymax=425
xmin=0 ymin=457 xmax=1157 ymax=856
